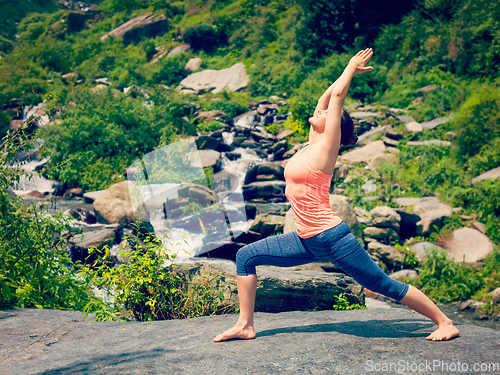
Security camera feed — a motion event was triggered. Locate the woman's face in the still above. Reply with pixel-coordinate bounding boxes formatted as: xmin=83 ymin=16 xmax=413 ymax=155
xmin=308 ymin=108 xmax=328 ymax=131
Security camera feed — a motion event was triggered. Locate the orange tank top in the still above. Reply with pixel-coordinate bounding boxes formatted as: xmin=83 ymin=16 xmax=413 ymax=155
xmin=284 ymin=142 xmax=342 ymax=239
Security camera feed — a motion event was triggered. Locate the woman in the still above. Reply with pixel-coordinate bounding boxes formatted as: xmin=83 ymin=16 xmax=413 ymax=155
xmin=214 ymin=48 xmax=460 ymax=343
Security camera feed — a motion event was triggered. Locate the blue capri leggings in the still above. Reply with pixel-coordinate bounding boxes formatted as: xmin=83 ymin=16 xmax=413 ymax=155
xmin=236 ymin=221 xmax=409 ymax=302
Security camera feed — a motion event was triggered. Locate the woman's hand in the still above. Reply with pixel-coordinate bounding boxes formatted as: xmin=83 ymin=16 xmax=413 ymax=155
xmin=348 ymin=48 xmax=374 ymax=75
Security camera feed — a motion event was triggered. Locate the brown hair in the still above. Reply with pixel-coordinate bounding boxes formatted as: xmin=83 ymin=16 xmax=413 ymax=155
xmin=340 ymin=110 xmax=357 ymax=146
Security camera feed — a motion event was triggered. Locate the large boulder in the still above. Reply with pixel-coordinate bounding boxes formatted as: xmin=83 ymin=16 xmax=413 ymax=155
xmin=249 ymin=214 xmax=285 ymax=237
xmin=370 ymin=206 xmax=401 ymax=232
xmin=101 ymin=13 xmax=169 ymax=45
xmin=197 ymin=149 xmax=222 ymax=173
xmin=242 ymin=181 xmax=286 ymax=202
xmin=367 ymin=241 xmax=405 ymax=269
xmin=244 ymin=163 xmax=284 ymax=185
xmin=445 ymin=227 xmax=494 ymax=263
xmin=178 ymin=63 xmax=250 ymax=94
xmin=68 ymin=227 xmax=119 ymax=264
xmin=177 ymin=258 xmax=364 ymax=312
xmin=328 ymin=195 xmax=363 ymax=241
xmin=340 ymin=141 xmax=390 ymax=168
xmin=412 ymin=198 xmax=453 ymax=236
xmin=410 ymin=241 xmax=444 ymax=262
xmin=93 ymin=181 xmax=148 ymax=226
xmin=471 ymin=166 xmax=500 ymax=184
xmin=363 ymin=227 xmax=399 ymax=244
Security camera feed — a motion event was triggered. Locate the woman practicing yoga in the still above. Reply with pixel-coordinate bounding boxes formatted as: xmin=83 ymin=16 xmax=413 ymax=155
xmin=214 ymin=48 xmax=460 ymax=343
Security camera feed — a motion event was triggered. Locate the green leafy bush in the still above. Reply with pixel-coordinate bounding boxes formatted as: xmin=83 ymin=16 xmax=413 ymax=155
xmin=332 ymin=293 xmax=367 ymax=311
xmin=81 ymin=226 xmax=239 ymax=321
xmin=402 ymin=246 xmax=500 ymax=304
xmin=0 ymin=93 xmax=93 ymax=311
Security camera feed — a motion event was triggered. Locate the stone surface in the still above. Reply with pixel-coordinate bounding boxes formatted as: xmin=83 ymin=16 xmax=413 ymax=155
xmin=350 ymin=111 xmax=384 ymax=119
xmin=101 ymin=13 xmax=168 ymax=42
xmin=412 ymin=198 xmax=453 ymax=236
xmin=2 ymin=308 xmax=497 ymax=374
xmin=357 ymin=125 xmax=390 ymax=145
xmin=370 ymin=206 xmax=401 ymax=232
xmin=445 ymin=227 xmax=494 ymax=263
xmin=185 ymin=57 xmax=202 ymax=71
xmin=179 ymin=63 xmax=250 ymax=94
xmin=389 ymin=269 xmax=418 ymax=280
xmin=492 ymin=288 xmax=500 ymax=305
xmin=363 ymin=227 xmax=399 ymax=244
xmin=404 ymin=121 xmax=423 ymax=133
xmin=367 ymin=241 xmax=404 ymax=268
xmin=406 ymin=140 xmax=452 ymax=147
xmin=93 ymin=181 xmax=148 ymax=225
xmin=421 ymin=117 xmax=448 ymax=130
xmin=249 ymin=214 xmax=285 ymax=237
xmin=410 ymin=242 xmax=444 ymax=261
xmin=177 ymin=258 xmax=364 ymax=312
xmin=340 ymin=140 xmax=387 ymax=165
xmin=471 ymin=166 xmax=500 ymax=184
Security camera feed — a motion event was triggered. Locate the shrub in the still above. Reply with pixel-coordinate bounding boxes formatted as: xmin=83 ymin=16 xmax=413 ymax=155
xmin=0 ymin=93 xmax=93 ymax=311
xmin=183 ymin=24 xmax=225 ymax=54
xmin=81 ymin=225 xmax=239 ymax=321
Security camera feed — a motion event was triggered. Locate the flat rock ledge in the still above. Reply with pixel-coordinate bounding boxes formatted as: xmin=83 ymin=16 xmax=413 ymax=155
xmin=1 ymin=309 xmax=499 ymax=374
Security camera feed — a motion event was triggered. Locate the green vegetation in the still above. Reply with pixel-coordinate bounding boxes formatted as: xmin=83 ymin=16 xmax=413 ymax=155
xmin=333 ymin=293 xmax=367 ymax=311
xmin=399 ymin=247 xmax=500 ymax=315
xmin=0 ymin=93 xmax=93 ymax=310
xmin=81 ymin=225 xmax=239 ymax=321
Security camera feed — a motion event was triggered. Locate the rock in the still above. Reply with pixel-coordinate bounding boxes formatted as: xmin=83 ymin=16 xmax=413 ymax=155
xmin=68 ymin=228 xmax=119 ymax=264
xmin=100 ymin=13 xmax=169 ymax=45
xmin=367 ymin=153 xmax=397 ymax=169
xmin=473 ymin=221 xmax=486 ymax=234
xmin=350 ymin=112 xmax=384 ymax=119
xmin=367 ymin=241 xmax=404 ymax=268
xmin=397 ymin=115 xmax=415 ymax=123
xmin=410 ymin=242 xmax=444 ymax=262
xmin=406 ymin=140 xmax=452 ymax=147
xmin=357 ymin=125 xmax=391 ymax=145
xmin=2 ymin=308 xmax=499 ymax=374
xmin=354 ymin=207 xmax=372 ymax=225
xmin=389 ymin=269 xmax=418 ymax=280
xmin=276 ymin=128 xmax=295 ymax=140
xmin=197 ymin=109 xmax=232 ymax=125
xmin=415 ymin=84 xmax=438 ymax=94
xmin=471 ymin=166 xmax=500 ymax=184
xmin=492 ymin=288 xmax=500 ymax=305
xmin=62 ymin=187 xmax=83 ymax=199
xmin=328 ymin=195 xmax=363 ymax=241
xmin=64 ymin=207 xmax=97 ymax=224
xmin=185 ymin=57 xmax=202 ymax=71
xmin=179 ymin=257 xmax=364 ymax=312
xmin=382 ymin=136 xmax=399 ymax=147
xmin=242 ymin=180 xmax=286 ymax=202
xmin=370 ymin=206 xmax=401 ymax=232
xmin=176 ymin=182 xmax=218 ymax=207
xmin=363 ymin=227 xmax=399 ymax=244
xmin=24 ymin=190 xmax=45 ymax=198
xmin=244 ymin=163 xmax=284 ymax=185
xmin=197 ymin=149 xmax=222 ymax=173
xmin=405 ymin=121 xmax=423 ymax=133
xmin=421 ymin=117 xmax=448 ymax=130
xmin=93 ymin=181 xmax=149 ymax=226
xmin=333 ymin=163 xmax=351 ymax=181
xmin=83 ymin=190 xmax=105 ymax=204
xmin=62 ymin=72 xmax=78 ymax=83
xmin=361 ymin=180 xmax=377 ymax=194
xmin=445 ymin=227 xmax=494 ymax=263
xmin=249 ymin=214 xmax=285 ymax=237
xmin=340 ymin=140 xmax=387 ymax=165
xmin=178 ymin=63 xmax=250 ymax=94
xmin=412 ymin=198 xmax=453 ymax=236
xmin=166 ymin=44 xmax=190 ymax=58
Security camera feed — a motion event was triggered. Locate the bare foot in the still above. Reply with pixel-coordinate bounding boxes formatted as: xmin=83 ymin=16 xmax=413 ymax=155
xmin=426 ymin=321 xmax=460 ymax=341
xmin=213 ymin=324 xmax=256 ymax=342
